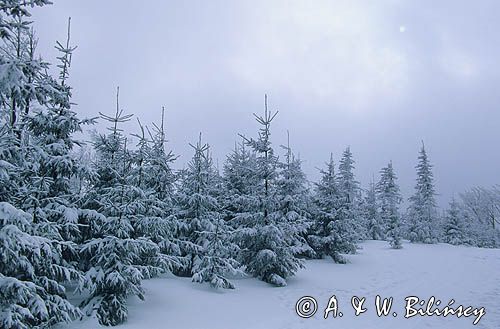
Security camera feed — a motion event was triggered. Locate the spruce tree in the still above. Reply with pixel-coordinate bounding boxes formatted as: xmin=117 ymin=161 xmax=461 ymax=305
xmin=442 ymin=198 xmax=465 ymax=245
xmin=145 ymin=108 xmax=177 ymax=203
xmin=337 ymin=147 xmax=364 ymax=241
xmin=309 ymin=154 xmax=355 ymax=263
xmin=0 ymin=3 xmax=83 ymax=327
xmin=128 ymin=116 xmax=185 ymax=272
xmin=235 ymin=95 xmax=303 ymax=286
xmin=175 ymin=135 xmax=241 ymax=288
xmin=276 ymin=132 xmax=314 ymax=258
xmin=22 ymin=16 xmax=97 ymax=260
xmin=376 ymin=161 xmax=402 ymax=249
xmin=176 ymin=136 xmax=219 ymax=270
xmin=79 ymin=89 xmax=164 ymax=326
xmin=338 ymin=147 xmax=360 ymax=205
xmin=221 ymin=139 xmax=258 ymax=225
xmin=364 ymin=179 xmax=383 ymax=240
xmin=407 ymin=143 xmax=438 ymax=244
xmin=142 ymin=109 xmax=184 ymax=264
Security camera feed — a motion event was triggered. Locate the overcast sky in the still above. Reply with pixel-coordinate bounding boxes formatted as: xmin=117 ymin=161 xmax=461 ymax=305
xmin=32 ymin=0 xmax=500 ymax=208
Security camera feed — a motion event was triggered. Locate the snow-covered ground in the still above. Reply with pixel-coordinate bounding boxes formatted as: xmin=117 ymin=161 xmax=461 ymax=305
xmin=60 ymin=240 xmax=500 ymax=329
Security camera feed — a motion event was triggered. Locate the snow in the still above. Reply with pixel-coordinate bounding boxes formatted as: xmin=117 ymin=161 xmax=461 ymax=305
xmin=60 ymin=240 xmax=500 ymax=329
xmin=0 ymin=202 xmax=31 ymax=226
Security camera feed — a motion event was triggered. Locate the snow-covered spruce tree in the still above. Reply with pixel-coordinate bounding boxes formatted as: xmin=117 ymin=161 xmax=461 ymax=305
xmin=407 ymin=143 xmax=438 ymax=244
xmin=234 ymin=96 xmax=303 ymax=286
xmin=364 ymin=179 xmax=383 ymax=240
xmin=175 ymin=134 xmax=241 ymax=288
xmin=276 ymin=132 xmax=314 ymax=258
xmin=175 ymin=135 xmax=219 ymax=273
xmin=221 ymin=138 xmax=258 ymax=224
xmin=376 ymin=161 xmax=402 ymax=249
xmin=220 ymin=139 xmax=260 ymax=268
xmin=143 ymin=108 xmax=177 ymax=203
xmin=79 ymin=90 xmax=164 ymax=326
xmin=128 ymin=116 xmax=185 ymax=272
xmin=442 ymin=198 xmax=466 ymax=245
xmin=309 ymin=154 xmax=355 ymax=263
xmin=22 ymin=17 xmax=98 ymax=262
xmin=0 ymin=4 xmax=84 ymax=327
xmin=337 ymin=147 xmax=365 ymax=241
